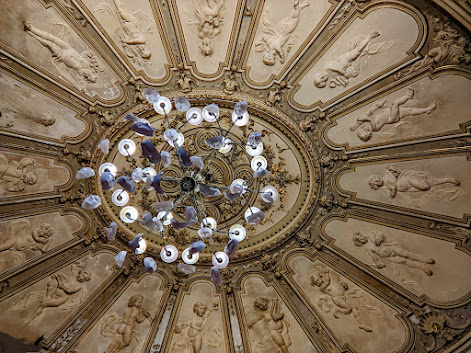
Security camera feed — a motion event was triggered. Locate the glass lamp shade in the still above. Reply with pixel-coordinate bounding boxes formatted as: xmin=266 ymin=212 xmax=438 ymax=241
xmin=218 ymin=138 xmax=232 ymax=154
xmin=230 ymin=179 xmax=247 ymax=194
xmin=201 ymin=217 xmax=217 ymax=230
xmin=251 ymin=156 xmax=268 ymax=171
xmin=244 ymin=206 xmax=262 ymax=224
xmin=182 ymin=248 xmax=199 ymax=264
xmin=112 ymin=189 xmax=129 ymax=206
xmin=142 ymin=167 xmax=157 ymax=180
xmin=261 ymin=185 xmax=278 ymax=203
xmin=164 ymin=129 xmax=185 ymax=147
xmin=175 ymin=96 xmax=191 ymax=112
xmin=231 ymin=110 xmax=249 ymax=127
xmin=135 ymin=237 xmax=147 ymax=254
xmin=154 ymin=96 xmax=172 ymax=114
xmin=212 ymin=252 xmax=229 ymax=269
xmin=160 ymin=245 xmax=178 ymax=263
xmin=144 ymin=88 xmax=160 ymax=103
xmin=246 ymin=142 xmax=263 ymax=156
xmin=203 ymin=104 xmax=220 ymax=122
xmin=186 ymin=107 xmax=203 ymax=125
xmin=229 ymin=224 xmax=246 ymax=242
xmin=120 ymin=206 xmax=138 ymax=223
xmin=157 ymin=211 xmax=173 ymax=225
xmin=118 ymin=139 xmax=136 ymax=156
xmin=99 ymin=162 xmax=117 ymax=176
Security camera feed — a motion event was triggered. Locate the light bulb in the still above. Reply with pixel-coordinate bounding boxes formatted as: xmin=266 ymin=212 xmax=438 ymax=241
xmin=154 ymin=96 xmax=172 ymax=114
xmin=229 ymin=224 xmax=246 ymax=242
xmin=112 ymin=189 xmax=129 ymax=206
xmin=120 ymin=206 xmax=138 ymax=223
xmin=182 ymin=248 xmax=199 ymax=264
xmin=161 ymin=245 xmax=178 ymax=263
xmin=118 ymin=139 xmax=136 ymax=156
xmin=251 ymin=156 xmax=268 ymax=171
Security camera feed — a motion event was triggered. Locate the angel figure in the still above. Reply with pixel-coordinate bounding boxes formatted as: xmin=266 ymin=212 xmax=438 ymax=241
xmin=101 ymin=294 xmax=153 ymax=353
xmin=95 ymin=0 xmax=153 ymax=65
xmin=349 ymin=88 xmax=437 ymax=142
xmin=10 ymin=262 xmax=91 ymax=322
xmin=0 ymin=153 xmax=37 ymax=193
xmin=255 ymin=1 xmax=310 ymax=66
xmin=309 ymin=266 xmax=376 ymax=332
xmin=177 ymin=72 xmax=194 ymax=93
xmin=247 ymin=297 xmax=292 ymax=353
xmin=313 ymin=31 xmax=396 ymax=88
xmin=0 ymin=220 xmax=54 ymax=271
xmin=23 ymin=21 xmax=104 ymax=91
xmin=222 ymin=73 xmax=239 ymax=95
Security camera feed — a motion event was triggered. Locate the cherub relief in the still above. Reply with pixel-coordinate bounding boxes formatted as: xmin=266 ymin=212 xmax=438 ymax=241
xmin=0 ymin=219 xmax=54 ymax=271
xmin=247 ymin=297 xmax=292 ymax=353
xmin=309 ymin=266 xmax=377 ymax=332
xmin=10 ymin=262 xmax=91 ymax=322
xmin=352 ymin=231 xmax=436 ymax=275
xmin=23 ymin=21 xmax=105 ymax=91
xmin=368 ymin=165 xmax=462 ymax=204
xmin=349 ymin=88 xmax=437 ymax=142
xmin=222 ymin=73 xmax=239 ymax=95
xmin=266 ymin=87 xmax=281 ymax=106
xmin=0 ymin=153 xmax=38 ymax=193
xmin=101 ymin=294 xmax=153 ymax=353
xmin=170 ymin=301 xmax=221 ymax=353
xmin=255 ymin=1 xmax=310 ymax=66
xmin=177 ymin=72 xmax=194 ymax=93
xmin=95 ymin=0 xmax=153 ymax=65
xmin=313 ymin=31 xmax=396 ymax=88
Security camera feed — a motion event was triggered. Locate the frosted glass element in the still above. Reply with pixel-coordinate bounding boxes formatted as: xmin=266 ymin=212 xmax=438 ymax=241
xmin=198 ymin=185 xmax=221 ymax=197
xmin=118 ymin=139 xmax=136 ymax=155
xmin=177 ymin=147 xmax=193 ymax=167
xmin=219 ymin=139 xmax=232 ymax=154
xmin=144 ymin=87 xmax=160 ymax=103
xmin=232 ymin=110 xmax=249 ymax=126
xmin=82 ymin=195 xmax=101 ymax=210
xmin=100 ymin=172 xmax=116 ymax=191
xmin=229 ymin=224 xmax=246 ymax=241
xmin=230 ymin=179 xmax=247 ymax=194
xmin=246 ymin=142 xmax=263 ymax=156
xmin=135 ymin=237 xmax=147 ymax=254
xmin=202 ymin=104 xmax=219 ymax=122
xmin=198 ymin=227 xmax=213 ymax=239
xmin=154 ymin=96 xmax=172 ymax=114
xmin=143 ymin=257 xmax=157 ymax=273
xmin=141 ymin=140 xmax=161 ymax=164
xmin=234 ymin=101 xmax=248 ymax=115
xmin=225 ymin=239 xmax=239 ymax=258
xmin=205 ymin=135 xmax=225 ymax=149
xmin=261 ymin=185 xmax=278 ymax=203
xmin=254 ymin=168 xmax=269 ymax=178
xmin=128 ymin=235 xmax=141 ymax=252
xmin=76 ymin=167 xmax=95 ymax=179
xmin=161 ymin=151 xmax=172 ymax=167
xmin=244 ymin=207 xmax=265 ymax=224
xmin=131 ymin=168 xmax=143 ymax=182
xmin=97 ymin=139 xmax=110 ymax=155
xmin=116 ymin=176 xmax=136 ymax=194
xmin=212 ymin=251 xmax=229 ymax=269
xmin=115 ymin=251 xmax=127 ymax=267
xmin=154 ymin=200 xmax=174 ymax=212
xmin=112 ymin=189 xmax=129 ymax=206
xmin=201 ymin=217 xmax=217 ymax=230
xmin=106 ymin=222 xmax=118 ymax=241
xmin=120 ymin=206 xmax=138 ymax=223
xmin=251 ymin=156 xmax=267 ymax=171
xmin=190 ymin=156 xmax=203 ymax=169
xmin=175 ymin=96 xmax=191 ymax=112
xmin=142 ymin=167 xmax=157 ymax=179
xmin=186 ymin=107 xmax=203 ymax=125
xmin=142 ymin=213 xmax=163 ymax=231
xmin=164 ymin=129 xmax=185 ymax=147
xmin=157 ymin=211 xmax=173 ymax=225
xmin=247 ymin=132 xmax=262 ymax=147
xmin=124 ymin=113 xmax=139 ymax=122
xmin=130 ymin=121 xmax=154 ymax=136
xmin=99 ymin=163 xmax=117 ymax=176
xmin=182 ymin=248 xmax=199 ymax=264
xmin=210 ymin=267 xmax=222 ymax=286
xmin=161 ymin=245 xmax=178 ymax=263
xmin=177 ymin=263 xmax=196 ymax=274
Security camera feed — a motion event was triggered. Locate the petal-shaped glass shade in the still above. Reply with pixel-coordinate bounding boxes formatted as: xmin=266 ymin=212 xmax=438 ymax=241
xmin=188 ymin=241 xmax=206 ymax=257
xmin=229 ymin=224 xmax=246 ymax=241
xmin=154 ymin=96 xmax=172 ymax=114
xmin=120 ymin=206 xmax=138 ymax=223
xmin=186 ymin=107 xmax=203 ymax=125
xmin=141 ymin=140 xmax=161 ymax=164
xmin=142 ymin=213 xmax=163 ymax=231
xmin=117 ymin=176 xmax=136 ymax=194
xmin=143 ymin=257 xmax=157 ymax=273
xmin=212 ymin=251 xmax=229 ymax=269
xmin=157 ymin=211 xmax=173 ymax=225
xmin=97 ymin=139 xmax=110 ymax=155
xmin=128 ymin=234 xmax=141 ymax=252
xmin=82 ymin=195 xmax=101 ymax=210
xmin=178 ymin=147 xmax=193 ymax=167
xmin=175 ymin=96 xmax=191 ymax=112
xmin=164 ymin=129 xmax=185 ymax=147
xmin=201 ymin=217 xmax=217 ymax=230
xmin=225 ymin=239 xmax=239 ymax=258
xmin=244 ymin=207 xmax=265 ymax=225
xmin=161 ymin=151 xmax=172 ymax=167
xmin=76 ymin=167 xmax=95 ymax=179
xmin=190 ymin=156 xmax=203 ymax=169
xmin=224 ymin=191 xmax=241 ymax=201
xmin=154 ymin=200 xmax=174 ymax=212
xmin=234 ymin=101 xmax=248 ymax=116
xmin=251 ymin=156 xmax=268 ymax=171
xmin=106 ymin=222 xmax=118 ymax=241
xmin=198 ymin=185 xmax=221 ymax=197
xmin=144 ymin=87 xmax=160 ymax=103
xmin=177 ymin=263 xmax=196 ymax=274
xmin=171 ymin=206 xmax=197 ymax=229
xmin=99 ymin=163 xmax=117 ymax=176
xmin=131 ymin=168 xmax=143 ymax=183
xmin=124 ymin=113 xmax=139 ymax=122
xmin=198 ymin=227 xmax=213 ymax=239
xmin=205 ymin=135 xmax=225 ymax=149
xmin=203 ymin=104 xmax=219 ymax=122
xmin=146 ymin=174 xmax=154 ymax=191
xmin=261 ymin=185 xmax=278 ymax=203
xmin=130 ymin=121 xmax=154 ymax=136
xmin=210 ymin=266 xmax=223 ymax=286
xmin=100 ymin=171 xmax=116 ymax=191
xmin=230 ymin=179 xmax=246 ymax=194
xmin=151 ymin=173 xmax=165 ymax=194
xmin=232 ymin=110 xmax=249 ymax=126
xmin=254 ymin=168 xmax=270 ymax=178
xmin=118 ymin=139 xmax=136 ymax=155
xmin=112 ymin=189 xmax=129 ymax=206
xmin=115 ymin=251 xmax=127 ymax=267
xmin=161 ymin=245 xmax=178 ymax=263
xmin=182 ymin=248 xmax=199 ymax=264
xmin=247 ymin=131 xmax=262 ymax=148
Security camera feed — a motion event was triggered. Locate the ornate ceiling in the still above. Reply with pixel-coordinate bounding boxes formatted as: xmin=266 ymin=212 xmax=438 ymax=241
xmin=0 ymin=0 xmax=470 ymax=352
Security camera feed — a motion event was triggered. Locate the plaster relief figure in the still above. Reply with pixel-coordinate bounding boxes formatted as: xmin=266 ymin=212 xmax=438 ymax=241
xmin=170 ymin=301 xmax=221 ymax=353
xmin=368 ymin=165 xmax=463 ymax=206
xmin=23 ymin=21 xmax=104 ymax=91
xmin=222 ymin=73 xmax=239 ymax=95
xmin=0 ymin=110 xmax=55 ymax=128
xmin=10 ymin=262 xmax=91 ymax=322
xmin=0 ymin=219 xmax=54 ymax=271
xmin=313 ymin=31 xmax=397 ymax=88
xmin=177 ymin=72 xmax=195 ymax=93
xmin=247 ymin=297 xmax=292 ymax=353
xmin=309 ymin=266 xmax=377 ymax=332
xmin=352 ymin=231 xmax=436 ymax=275
xmin=266 ymin=87 xmax=281 ymax=106
xmin=255 ymin=1 xmax=310 ymax=66
xmin=349 ymin=89 xmax=437 ymax=142
xmin=188 ymin=0 xmax=225 ymax=56
xmin=95 ymin=0 xmax=153 ymax=66
xmin=0 ymin=153 xmax=37 ymax=193
xmin=101 ymin=294 xmax=153 ymax=353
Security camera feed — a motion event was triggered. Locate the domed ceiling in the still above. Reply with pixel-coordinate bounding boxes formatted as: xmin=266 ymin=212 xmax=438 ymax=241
xmin=0 ymin=0 xmax=471 ymax=352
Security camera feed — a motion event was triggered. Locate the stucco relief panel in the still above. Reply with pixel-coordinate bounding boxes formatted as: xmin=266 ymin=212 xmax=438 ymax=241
xmin=74 ymin=274 xmax=165 ymax=353
xmin=324 ymin=217 xmax=471 ymax=304
xmin=0 ymin=70 xmax=87 ymax=142
xmin=288 ymin=255 xmax=408 ymax=353
xmin=292 ymin=6 xmax=421 ymax=109
xmin=238 ymin=275 xmax=318 ymax=353
xmin=326 ymin=72 xmax=471 ymax=150
xmin=337 ymin=155 xmax=471 ymax=219
xmin=0 ymin=252 xmax=115 ymax=343
xmin=0 ymin=0 xmax=123 ymax=102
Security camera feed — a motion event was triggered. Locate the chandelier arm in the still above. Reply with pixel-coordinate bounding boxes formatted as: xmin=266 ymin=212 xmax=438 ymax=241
xmin=198 ymin=183 xmax=230 ymax=190
xmin=161 ymin=176 xmax=182 ymax=184
xmin=241 ymin=193 xmax=254 ymax=214
xmin=161 ymin=192 xmax=184 ymax=222
xmin=191 ymin=192 xmax=208 ymax=226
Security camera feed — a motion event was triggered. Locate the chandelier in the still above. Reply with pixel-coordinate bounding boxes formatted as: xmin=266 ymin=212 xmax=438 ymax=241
xmin=78 ymin=88 xmax=278 ymax=285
